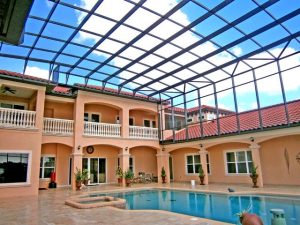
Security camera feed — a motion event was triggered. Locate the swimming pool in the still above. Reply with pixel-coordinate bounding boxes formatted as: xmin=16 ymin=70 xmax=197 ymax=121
xmin=89 ymin=189 xmax=300 ymax=225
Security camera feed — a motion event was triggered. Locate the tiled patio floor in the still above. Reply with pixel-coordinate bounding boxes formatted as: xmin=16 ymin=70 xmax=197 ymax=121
xmin=1 ymin=183 xmax=299 ymax=225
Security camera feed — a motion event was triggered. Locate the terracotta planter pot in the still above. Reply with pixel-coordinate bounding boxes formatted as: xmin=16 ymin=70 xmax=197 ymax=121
xmin=199 ymin=176 xmax=205 ymax=185
xmin=250 ymin=175 xmax=259 ymax=188
xmin=75 ymin=181 xmax=82 ymax=190
xmin=162 ymin=176 xmax=166 ymax=183
xmin=118 ymin=177 xmax=123 ymax=186
xmin=125 ymin=179 xmax=131 ymax=187
xmin=240 ymin=213 xmax=263 ymax=225
xmin=83 ymin=180 xmax=89 ymax=186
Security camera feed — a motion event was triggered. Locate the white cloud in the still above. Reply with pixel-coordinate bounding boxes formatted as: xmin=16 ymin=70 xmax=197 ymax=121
xmin=25 ymin=66 xmax=49 ymax=80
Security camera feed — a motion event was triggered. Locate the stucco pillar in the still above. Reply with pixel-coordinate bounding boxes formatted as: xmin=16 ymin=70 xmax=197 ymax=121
xmin=35 ymin=88 xmax=45 ymax=130
xmin=119 ymin=147 xmax=130 ymax=187
xmin=71 ymin=150 xmax=83 ymax=190
xmin=121 ymin=107 xmax=129 ymax=138
xmin=249 ymin=143 xmax=264 ymax=187
xmin=199 ymin=145 xmax=209 ymax=185
xmin=156 ymin=150 xmax=170 ymax=184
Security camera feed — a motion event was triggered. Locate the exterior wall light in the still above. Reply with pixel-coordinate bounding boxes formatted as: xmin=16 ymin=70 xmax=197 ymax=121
xmin=250 ymin=137 xmax=254 ymax=142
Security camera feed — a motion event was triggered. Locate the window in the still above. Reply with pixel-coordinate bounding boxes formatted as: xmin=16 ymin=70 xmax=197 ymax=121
xmin=40 ymin=156 xmax=55 ymax=179
xmin=84 ymin=113 xmax=89 ymax=122
xmin=151 ymin=121 xmax=156 ymax=128
xmin=186 ymin=154 xmax=211 ymax=175
xmin=144 ymin=119 xmax=150 ymax=127
xmin=0 ymin=152 xmax=29 ymax=184
xmin=187 ymin=118 xmax=192 ymax=122
xmin=91 ymin=114 xmax=100 ymax=122
xmin=186 ymin=155 xmax=200 ymax=174
xmin=129 ymin=117 xmax=134 ymax=126
xmin=226 ymin=150 xmax=253 ymax=174
xmin=117 ymin=157 xmax=134 ymax=172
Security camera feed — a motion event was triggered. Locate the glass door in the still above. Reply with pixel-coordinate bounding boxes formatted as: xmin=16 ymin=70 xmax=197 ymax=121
xmin=82 ymin=158 xmax=106 ymax=184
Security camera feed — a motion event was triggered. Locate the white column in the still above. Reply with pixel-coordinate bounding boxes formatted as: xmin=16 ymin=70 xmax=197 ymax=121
xmin=199 ymin=145 xmax=209 ymax=185
xmin=249 ymin=143 xmax=264 ymax=187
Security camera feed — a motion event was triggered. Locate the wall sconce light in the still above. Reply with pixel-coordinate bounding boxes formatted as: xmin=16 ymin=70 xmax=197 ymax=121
xmin=77 ymin=145 xmax=81 ymax=151
xmin=200 ymin=144 xmax=203 ymax=148
xmin=125 ymin=147 xmax=128 ymax=152
xmin=250 ymin=137 xmax=254 ymax=142
xmin=162 ymin=147 xmax=165 ymax=152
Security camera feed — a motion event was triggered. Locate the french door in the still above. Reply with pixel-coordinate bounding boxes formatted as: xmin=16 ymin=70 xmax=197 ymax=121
xmin=82 ymin=158 xmax=106 ymax=184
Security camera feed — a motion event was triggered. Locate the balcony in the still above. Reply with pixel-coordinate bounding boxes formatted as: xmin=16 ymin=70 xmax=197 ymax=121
xmin=43 ymin=118 xmax=74 ymax=136
xmin=129 ymin=126 xmax=159 ymax=140
xmin=84 ymin=121 xmax=121 ymax=137
xmin=0 ymin=107 xmax=36 ymax=129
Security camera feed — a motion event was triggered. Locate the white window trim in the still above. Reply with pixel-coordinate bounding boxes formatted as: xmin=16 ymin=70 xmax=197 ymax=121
xmin=185 ymin=153 xmax=201 ymax=175
xmin=224 ymin=149 xmax=252 ymax=176
xmin=84 ymin=112 xmax=101 ymax=123
xmin=0 ymin=150 xmax=32 ymax=187
xmin=185 ymin=153 xmax=211 ymax=176
xmin=40 ymin=155 xmax=56 ymax=179
xmin=83 ymin=157 xmax=108 ymax=185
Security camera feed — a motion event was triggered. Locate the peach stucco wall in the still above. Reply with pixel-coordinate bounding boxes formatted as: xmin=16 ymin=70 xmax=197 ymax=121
xmin=44 ymin=100 xmax=74 ymax=120
xmin=130 ymin=147 xmax=157 ymax=176
xmin=41 ymin=143 xmax=72 ymax=186
xmin=259 ymin=135 xmax=300 ymax=185
xmin=84 ymin=104 xmax=119 ymax=123
xmin=207 ymin=142 xmax=252 ymax=184
xmin=82 ymin=145 xmax=120 ymax=183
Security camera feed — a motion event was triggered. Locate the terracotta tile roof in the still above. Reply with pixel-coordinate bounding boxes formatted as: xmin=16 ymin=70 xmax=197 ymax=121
xmin=0 ymin=69 xmax=50 ymax=83
xmin=167 ymin=100 xmax=300 ymax=141
xmin=75 ymin=83 xmax=159 ymax=102
xmin=0 ymin=70 xmax=159 ymax=102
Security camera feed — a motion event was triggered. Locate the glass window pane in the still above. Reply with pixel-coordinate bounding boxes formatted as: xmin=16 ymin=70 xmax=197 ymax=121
xmin=237 ymin=163 xmax=247 ymax=173
xmin=236 ymin=151 xmax=246 ymax=162
xmin=248 ymin=162 xmax=253 ymax=173
xmin=226 ymin=152 xmax=235 ymax=162
xmin=207 ymin=164 xmax=210 ymax=174
xmin=44 ymin=168 xmax=54 ymax=178
xmin=40 ymin=157 xmax=43 ymax=167
xmin=84 ymin=113 xmax=88 ymax=121
xmin=187 ymin=155 xmax=193 ymax=164
xmin=187 ymin=165 xmax=194 ymax=173
xmin=195 ymin=164 xmax=200 ymax=173
xmin=206 ymin=154 xmax=209 ymax=163
xmin=227 ymin=163 xmax=236 ymax=173
xmin=194 ymin=155 xmax=200 ymax=163
xmin=91 ymin=114 xmax=100 ymax=122
xmin=247 ymin=151 xmax=253 ymax=161
xmin=44 ymin=157 xmax=55 ymax=167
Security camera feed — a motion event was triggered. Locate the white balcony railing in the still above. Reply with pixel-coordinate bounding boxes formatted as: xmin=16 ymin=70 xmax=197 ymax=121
xmin=84 ymin=121 xmax=121 ymax=137
xmin=43 ymin=118 xmax=74 ymax=135
xmin=0 ymin=107 xmax=36 ymax=129
xmin=129 ymin=126 xmax=159 ymax=140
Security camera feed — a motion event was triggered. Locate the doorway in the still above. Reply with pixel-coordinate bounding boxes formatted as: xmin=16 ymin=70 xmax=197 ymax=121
xmin=169 ymin=156 xmax=173 ymax=181
xmin=82 ymin=158 xmax=106 ymax=184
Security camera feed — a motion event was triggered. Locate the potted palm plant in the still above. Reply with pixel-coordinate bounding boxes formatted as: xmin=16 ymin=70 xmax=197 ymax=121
xmin=124 ymin=170 xmax=134 ymax=187
xmin=116 ymin=166 xmax=123 ymax=186
xmin=161 ymin=166 xmax=166 ymax=183
xmin=82 ymin=169 xmax=89 ymax=186
xmin=198 ymin=165 xmax=205 ymax=185
xmin=250 ymin=165 xmax=259 ymax=188
xmin=74 ymin=168 xmax=83 ymax=190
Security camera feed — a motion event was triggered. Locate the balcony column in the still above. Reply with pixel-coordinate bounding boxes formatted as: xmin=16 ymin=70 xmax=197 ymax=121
xmin=35 ymin=88 xmax=45 ymax=130
xmin=119 ymin=147 xmax=130 ymax=187
xmin=249 ymin=143 xmax=264 ymax=187
xmin=199 ymin=145 xmax=209 ymax=185
xmin=121 ymin=107 xmax=129 ymax=138
xmin=156 ymin=149 xmax=170 ymax=184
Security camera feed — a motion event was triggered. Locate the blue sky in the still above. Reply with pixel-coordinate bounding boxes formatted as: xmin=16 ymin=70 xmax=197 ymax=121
xmin=0 ymin=0 xmax=300 ymax=112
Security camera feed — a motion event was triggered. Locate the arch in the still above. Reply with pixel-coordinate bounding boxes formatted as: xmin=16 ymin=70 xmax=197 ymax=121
xmin=128 ymin=143 xmax=160 ymax=151
xmin=129 ymin=108 xmax=157 ymax=115
xmin=205 ymin=141 xmax=250 ymax=150
xmin=42 ymin=138 xmax=73 ymax=148
xmin=257 ymin=134 xmax=300 ymax=144
xmin=81 ymin=143 xmax=122 ymax=150
xmin=168 ymin=147 xmax=199 ymax=154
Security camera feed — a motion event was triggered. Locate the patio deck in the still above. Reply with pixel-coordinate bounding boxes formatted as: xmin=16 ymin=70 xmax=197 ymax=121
xmin=1 ymin=183 xmax=300 ymax=225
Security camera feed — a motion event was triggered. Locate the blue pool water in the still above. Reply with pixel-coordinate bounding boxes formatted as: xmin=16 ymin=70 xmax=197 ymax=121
xmin=89 ymin=189 xmax=300 ymax=225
